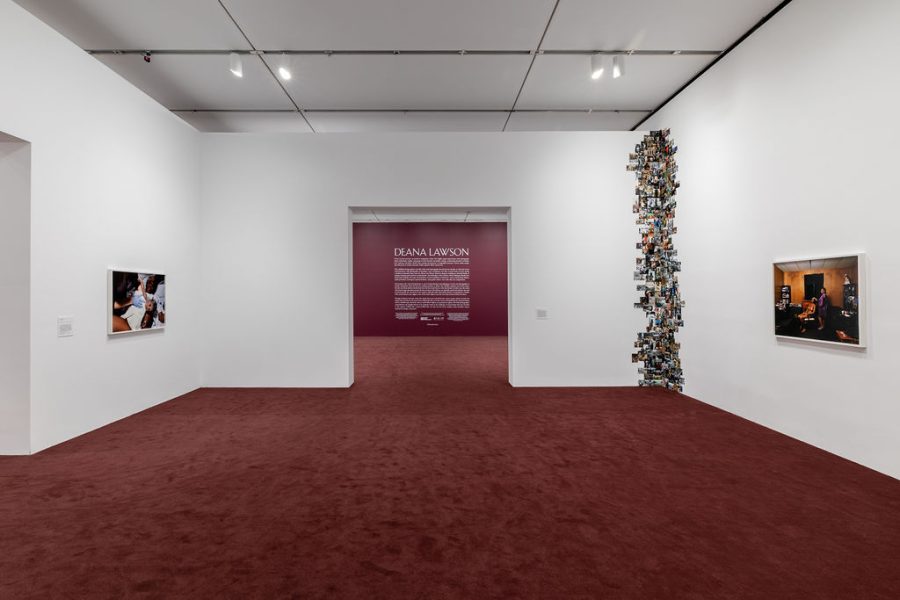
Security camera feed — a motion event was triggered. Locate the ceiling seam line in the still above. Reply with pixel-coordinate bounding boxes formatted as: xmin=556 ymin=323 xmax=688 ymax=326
xmin=215 ymin=0 xmax=317 ymax=132
xmin=255 ymin=55 xmax=317 ymax=131
xmin=502 ymin=0 xmax=561 ymax=132
xmin=631 ymin=0 xmax=794 ymax=131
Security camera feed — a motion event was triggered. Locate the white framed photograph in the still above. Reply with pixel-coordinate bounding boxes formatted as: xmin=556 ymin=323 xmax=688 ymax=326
xmin=108 ymin=269 xmax=166 ymax=335
xmin=773 ymin=253 xmax=866 ymax=348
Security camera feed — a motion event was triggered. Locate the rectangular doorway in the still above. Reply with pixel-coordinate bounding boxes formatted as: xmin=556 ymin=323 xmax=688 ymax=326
xmin=349 ymin=207 xmax=511 ymax=384
xmin=804 ymin=273 xmax=824 ymax=301
xmin=0 ymin=132 xmax=31 ymax=454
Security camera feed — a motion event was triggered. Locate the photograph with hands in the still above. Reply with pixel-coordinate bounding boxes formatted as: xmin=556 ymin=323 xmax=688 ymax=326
xmin=109 ymin=270 xmax=166 ymax=334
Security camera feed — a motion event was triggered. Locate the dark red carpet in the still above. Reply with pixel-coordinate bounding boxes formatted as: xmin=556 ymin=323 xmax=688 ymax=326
xmin=1 ymin=337 xmax=898 ymax=599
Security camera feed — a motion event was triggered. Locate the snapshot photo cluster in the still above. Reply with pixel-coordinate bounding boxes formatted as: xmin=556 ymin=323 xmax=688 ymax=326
xmin=109 ymin=270 xmax=166 ymax=334
xmin=628 ymin=129 xmax=685 ymax=391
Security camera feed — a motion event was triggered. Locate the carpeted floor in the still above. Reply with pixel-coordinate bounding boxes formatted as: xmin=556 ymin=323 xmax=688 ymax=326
xmin=1 ymin=337 xmax=898 ymax=599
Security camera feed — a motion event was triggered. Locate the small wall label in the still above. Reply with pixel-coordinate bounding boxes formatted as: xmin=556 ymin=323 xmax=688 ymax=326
xmin=57 ymin=316 xmax=74 ymax=337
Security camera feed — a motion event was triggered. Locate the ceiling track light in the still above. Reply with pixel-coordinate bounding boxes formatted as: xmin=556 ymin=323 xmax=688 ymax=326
xmin=613 ymin=54 xmax=625 ymax=79
xmin=229 ymin=52 xmax=243 ymax=78
xmin=277 ymin=53 xmax=292 ymax=81
xmin=590 ymin=53 xmax=606 ymax=80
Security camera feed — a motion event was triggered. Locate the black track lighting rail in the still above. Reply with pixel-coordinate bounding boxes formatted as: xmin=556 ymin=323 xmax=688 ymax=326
xmin=171 ymin=108 xmax=652 ymax=114
xmin=87 ymin=49 xmax=722 ymax=57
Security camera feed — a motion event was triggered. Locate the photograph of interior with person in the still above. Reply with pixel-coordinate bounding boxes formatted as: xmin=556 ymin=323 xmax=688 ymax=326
xmin=109 ymin=270 xmax=166 ymax=334
xmin=773 ymin=255 xmax=862 ymax=345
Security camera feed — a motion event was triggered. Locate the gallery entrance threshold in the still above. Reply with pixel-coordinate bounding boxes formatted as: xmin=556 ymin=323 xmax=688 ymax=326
xmin=352 ymin=337 xmax=509 ymax=388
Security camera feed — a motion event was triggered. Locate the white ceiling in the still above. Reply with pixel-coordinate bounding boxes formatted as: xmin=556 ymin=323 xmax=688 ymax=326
xmin=518 ymin=53 xmax=714 ymax=110
xmin=179 ymin=111 xmax=314 ymax=133
xmin=95 ymin=53 xmax=293 ymax=110
xmin=267 ymin=54 xmax=532 ymax=110
xmin=225 ymin=0 xmax=556 ymax=51
xmin=14 ymin=0 xmax=787 ymax=133
xmin=306 ymin=112 xmax=508 ymax=134
xmin=542 ymin=0 xmax=783 ymax=50
xmin=0 ymin=132 xmax=28 ymax=143
xmin=15 ymin=0 xmax=252 ymax=50
xmin=506 ymin=110 xmax=644 ymax=132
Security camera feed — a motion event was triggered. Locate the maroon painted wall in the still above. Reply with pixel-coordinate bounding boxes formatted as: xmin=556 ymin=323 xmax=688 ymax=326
xmin=353 ymin=222 xmax=508 ymax=336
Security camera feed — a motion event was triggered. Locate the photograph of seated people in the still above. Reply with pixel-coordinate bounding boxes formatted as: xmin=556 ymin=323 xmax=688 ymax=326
xmin=110 ymin=271 xmax=166 ymax=333
xmin=773 ymin=256 xmax=859 ymax=344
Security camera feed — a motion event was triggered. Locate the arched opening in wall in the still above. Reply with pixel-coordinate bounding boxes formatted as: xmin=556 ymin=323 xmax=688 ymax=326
xmin=349 ymin=207 xmax=512 ymax=388
xmin=0 ymin=131 xmax=31 ymax=455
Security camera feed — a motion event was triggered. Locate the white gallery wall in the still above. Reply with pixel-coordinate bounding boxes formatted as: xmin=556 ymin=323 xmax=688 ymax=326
xmin=644 ymin=0 xmax=900 ymax=478
xmin=199 ymin=132 xmax=645 ymax=387
xmin=0 ymin=0 xmax=202 ymax=453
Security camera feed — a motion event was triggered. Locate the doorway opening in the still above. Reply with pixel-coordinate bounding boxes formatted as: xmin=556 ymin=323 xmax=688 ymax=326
xmin=0 ymin=132 xmax=31 ymax=454
xmin=803 ymin=273 xmax=825 ymax=301
xmin=349 ymin=207 xmax=511 ymax=386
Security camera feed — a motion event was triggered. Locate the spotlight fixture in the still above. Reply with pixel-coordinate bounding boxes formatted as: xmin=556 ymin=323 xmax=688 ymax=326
xmin=229 ymin=52 xmax=243 ymax=78
xmin=590 ymin=53 xmax=606 ymax=80
xmin=613 ymin=54 xmax=625 ymax=79
xmin=277 ymin=54 xmax=292 ymax=81
xmin=143 ymin=51 xmax=151 ymax=63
